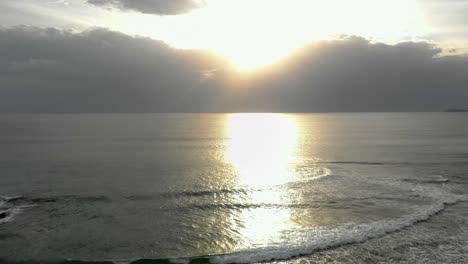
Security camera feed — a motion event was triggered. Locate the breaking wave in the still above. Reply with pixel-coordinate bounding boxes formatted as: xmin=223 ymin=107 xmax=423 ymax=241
xmin=0 ymin=196 xmax=34 ymax=224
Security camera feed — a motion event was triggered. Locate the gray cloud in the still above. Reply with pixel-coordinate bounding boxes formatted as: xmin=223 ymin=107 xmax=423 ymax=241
xmin=244 ymin=37 xmax=468 ymax=112
xmin=0 ymin=27 xmax=467 ymax=113
xmin=0 ymin=26 xmax=233 ymax=112
xmin=87 ymin=0 xmax=201 ymax=15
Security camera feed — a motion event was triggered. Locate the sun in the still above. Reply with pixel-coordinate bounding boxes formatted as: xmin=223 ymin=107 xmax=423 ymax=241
xmin=119 ymin=0 xmax=426 ymax=70
xmin=184 ymin=0 xmax=327 ymax=69
xmin=161 ymin=0 xmax=322 ymax=69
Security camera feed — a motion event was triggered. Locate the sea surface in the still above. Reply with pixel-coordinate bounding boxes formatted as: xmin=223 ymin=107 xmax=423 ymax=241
xmin=1 ymin=113 xmax=468 ymax=263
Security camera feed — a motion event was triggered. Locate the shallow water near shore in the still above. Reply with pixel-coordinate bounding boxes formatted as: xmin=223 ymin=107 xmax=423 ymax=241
xmin=1 ymin=113 xmax=468 ymax=263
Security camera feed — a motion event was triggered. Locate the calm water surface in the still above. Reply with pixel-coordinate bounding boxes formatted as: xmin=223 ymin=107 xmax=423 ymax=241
xmin=0 ymin=113 xmax=468 ymax=263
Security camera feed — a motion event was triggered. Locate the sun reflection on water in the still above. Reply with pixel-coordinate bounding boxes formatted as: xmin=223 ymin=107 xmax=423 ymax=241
xmin=225 ymin=113 xmax=298 ymax=187
xmin=224 ymin=113 xmax=299 ymax=246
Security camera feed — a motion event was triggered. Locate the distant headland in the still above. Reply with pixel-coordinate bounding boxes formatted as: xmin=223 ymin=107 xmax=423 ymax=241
xmin=445 ymin=109 xmax=468 ymax=112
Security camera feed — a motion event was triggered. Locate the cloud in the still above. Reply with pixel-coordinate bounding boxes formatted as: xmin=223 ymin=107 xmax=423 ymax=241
xmin=87 ymin=0 xmax=202 ymax=15
xmin=0 ymin=27 xmax=467 ymax=113
xmin=244 ymin=36 xmax=467 ymax=112
xmin=0 ymin=26 xmax=233 ymax=112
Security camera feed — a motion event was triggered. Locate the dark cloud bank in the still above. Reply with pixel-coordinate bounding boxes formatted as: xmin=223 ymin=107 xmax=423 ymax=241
xmin=0 ymin=26 xmax=467 ymax=113
xmin=87 ymin=0 xmax=201 ymax=15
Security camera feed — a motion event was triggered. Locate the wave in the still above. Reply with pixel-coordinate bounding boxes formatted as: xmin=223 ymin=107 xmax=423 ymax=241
xmin=163 ymin=171 xmax=334 ymax=200
xmin=173 ymin=202 xmax=322 ymax=212
xmin=0 ymin=172 xmax=464 ymax=263
xmin=402 ymin=175 xmax=450 ymax=184
xmin=207 ymin=193 xmax=468 ymax=263
xmin=317 ymin=161 xmax=468 ymax=166
xmin=1 ymin=195 xmax=111 ymax=205
xmin=320 ymin=161 xmax=410 ymax=165
xmin=274 ymin=170 xmax=334 ymax=187
xmin=0 ymin=194 xmax=112 ymax=225
xmin=10 ymin=189 xmax=465 ymax=264
xmin=161 ymin=188 xmax=250 ymax=199
xmin=163 ymin=181 xmax=468 ymax=263
xmin=169 ymin=194 xmax=408 ymax=212
xmin=0 ymin=195 xmax=24 ymax=202
xmin=0 ymin=196 xmax=35 ymax=225
xmin=0 ymin=207 xmax=24 ymax=224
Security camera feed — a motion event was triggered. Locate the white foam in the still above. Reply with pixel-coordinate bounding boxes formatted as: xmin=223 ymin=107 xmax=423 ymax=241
xmin=0 ymin=209 xmax=17 ymax=224
xmin=6 ymin=195 xmax=23 ymax=201
xmin=432 ymin=175 xmax=449 ymax=183
xmin=210 ymin=189 xmax=468 ymax=263
xmin=0 ymin=195 xmax=23 ymax=202
xmin=275 ymin=169 xmax=335 ymax=187
xmin=0 ymin=195 xmax=34 ymax=224
xmin=0 ymin=204 xmax=36 ymax=224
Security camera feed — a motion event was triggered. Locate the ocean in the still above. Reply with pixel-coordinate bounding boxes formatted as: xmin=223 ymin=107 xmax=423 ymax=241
xmin=0 ymin=113 xmax=467 ymax=263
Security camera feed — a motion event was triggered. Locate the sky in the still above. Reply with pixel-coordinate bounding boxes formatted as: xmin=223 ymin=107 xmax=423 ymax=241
xmin=0 ymin=0 xmax=467 ymax=112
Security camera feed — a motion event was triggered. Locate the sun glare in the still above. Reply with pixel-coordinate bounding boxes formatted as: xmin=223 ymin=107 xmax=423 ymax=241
xmin=224 ymin=113 xmax=299 ymax=245
xmin=225 ymin=113 xmax=298 ymax=187
xmin=118 ymin=0 xmax=426 ymax=69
